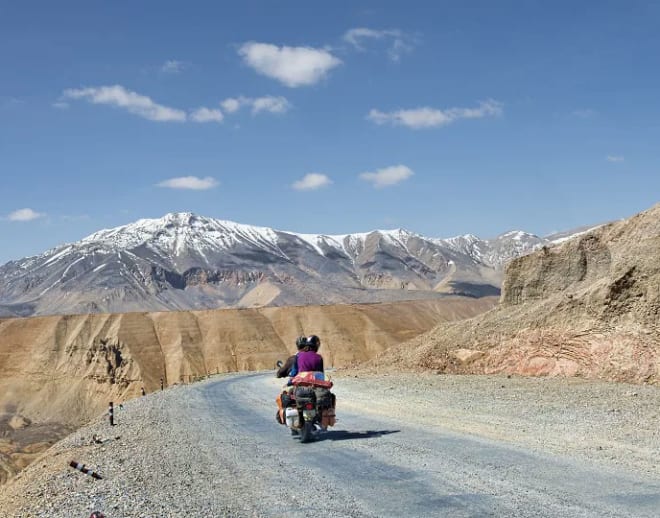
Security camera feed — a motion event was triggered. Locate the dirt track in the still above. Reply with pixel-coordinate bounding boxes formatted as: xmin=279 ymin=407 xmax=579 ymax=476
xmin=1 ymin=371 xmax=658 ymax=517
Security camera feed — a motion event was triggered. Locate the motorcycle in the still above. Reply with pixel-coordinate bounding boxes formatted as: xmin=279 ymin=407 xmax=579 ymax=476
xmin=275 ymin=362 xmax=336 ymax=443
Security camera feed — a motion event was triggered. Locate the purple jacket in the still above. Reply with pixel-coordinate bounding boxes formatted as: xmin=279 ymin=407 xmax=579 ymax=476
xmin=296 ymin=351 xmax=324 ymax=373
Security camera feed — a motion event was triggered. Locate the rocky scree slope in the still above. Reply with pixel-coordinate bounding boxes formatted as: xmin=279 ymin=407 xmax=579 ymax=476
xmin=0 ymin=212 xmax=580 ymax=317
xmin=368 ymin=203 xmax=660 ymax=384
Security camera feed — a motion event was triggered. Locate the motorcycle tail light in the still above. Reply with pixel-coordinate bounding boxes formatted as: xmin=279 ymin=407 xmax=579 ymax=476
xmin=305 ymin=402 xmax=314 ymax=410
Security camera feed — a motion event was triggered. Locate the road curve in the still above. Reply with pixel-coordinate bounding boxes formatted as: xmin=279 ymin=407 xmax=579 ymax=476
xmin=2 ymin=372 xmax=659 ymax=517
xmin=200 ymin=373 xmax=660 ymax=517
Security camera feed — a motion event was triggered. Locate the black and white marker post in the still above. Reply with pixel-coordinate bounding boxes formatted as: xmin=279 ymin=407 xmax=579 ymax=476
xmin=69 ymin=460 xmax=103 ymax=480
xmin=160 ymin=377 xmax=164 ymax=391
xmin=108 ymin=401 xmax=114 ymax=426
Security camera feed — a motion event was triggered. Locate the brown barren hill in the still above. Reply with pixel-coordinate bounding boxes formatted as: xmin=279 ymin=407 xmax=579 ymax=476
xmin=368 ymin=203 xmax=660 ymax=384
xmin=0 ymin=296 xmax=495 ymax=483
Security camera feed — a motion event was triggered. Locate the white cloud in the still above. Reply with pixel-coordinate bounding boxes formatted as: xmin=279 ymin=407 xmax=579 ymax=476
xmin=63 ymin=85 xmax=187 ymax=122
xmin=343 ymin=27 xmax=416 ymax=62
xmin=367 ymin=100 xmax=503 ymax=129
xmin=221 ymin=97 xmax=243 ymax=113
xmin=238 ymin=42 xmax=342 ymax=87
xmin=359 ymin=165 xmax=413 ymax=188
xmin=190 ymin=107 xmax=223 ymax=123
xmin=161 ymin=60 xmax=186 ymax=74
xmin=368 ymin=107 xmax=450 ymax=128
xmin=220 ymin=95 xmax=291 ymax=115
xmin=250 ymin=96 xmax=291 ymax=114
xmin=606 ymin=155 xmax=624 ymax=162
xmin=156 ymin=176 xmax=219 ymax=190
xmin=62 ymin=85 xmax=289 ymax=124
xmin=8 ymin=208 xmax=45 ymax=222
xmin=292 ymin=173 xmax=332 ymax=191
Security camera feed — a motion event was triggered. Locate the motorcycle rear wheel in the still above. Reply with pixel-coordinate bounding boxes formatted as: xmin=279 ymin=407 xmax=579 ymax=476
xmin=299 ymin=421 xmax=314 ymax=443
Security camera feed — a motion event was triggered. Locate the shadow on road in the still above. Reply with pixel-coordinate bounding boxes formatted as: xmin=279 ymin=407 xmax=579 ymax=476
xmin=319 ymin=429 xmax=400 ymax=442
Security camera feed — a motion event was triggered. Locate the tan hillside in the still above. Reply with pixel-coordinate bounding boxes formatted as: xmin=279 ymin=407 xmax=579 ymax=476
xmin=0 ymin=296 xmax=495 ymax=483
xmin=368 ymin=203 xmax=660 ymax=384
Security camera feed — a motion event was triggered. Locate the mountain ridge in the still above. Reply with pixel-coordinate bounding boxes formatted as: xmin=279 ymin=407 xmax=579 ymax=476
xmin=0 ymin=212 xmax=598 ymax=317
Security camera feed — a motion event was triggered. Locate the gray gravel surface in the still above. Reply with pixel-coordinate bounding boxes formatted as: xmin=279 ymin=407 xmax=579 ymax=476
xmin=0 ymin=372 xmax=659 ymax=517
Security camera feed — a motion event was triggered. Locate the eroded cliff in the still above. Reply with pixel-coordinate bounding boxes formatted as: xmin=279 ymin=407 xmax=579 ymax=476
xmin=370 ymin=203 xmax=660 ymax=383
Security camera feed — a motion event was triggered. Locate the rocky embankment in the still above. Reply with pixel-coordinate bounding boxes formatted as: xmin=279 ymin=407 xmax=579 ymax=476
xmin=370 ymin=203 xmax=660 ymax=383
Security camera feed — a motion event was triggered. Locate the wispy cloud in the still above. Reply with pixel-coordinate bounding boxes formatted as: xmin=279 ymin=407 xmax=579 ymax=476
xmin=190 ymin=107 xmax=224 ymax=123
xmin=292 ymin=173 xmax=332 ymax=191
xmin=251 ymin=95 xmax=291 ymax=114
xmin=238 ymin=42 xmax=342 ymax=87
xmin=161 ymin=60 xmax=186 ymax=74
xmin=606 ymin=155 xmax=624 ymax=163
xmin=359 ymin=165 xmax=413 ymax=188
xmin=221 ymin=95 xmax=291 ymax=115
xmin=156 ymin=176 xmax=219 ymax=190
xmin=367 ymin=100 xmax=502 ymax=129
xmin=63 ymin=85 xmax=187 ymax=122
xmin=343 ymin=27 xmax=417 ymax=62
xmin=7 ymin=208 xmax=45 ymax=222
xmin=61 ymin=84 xmax=290 ymax=125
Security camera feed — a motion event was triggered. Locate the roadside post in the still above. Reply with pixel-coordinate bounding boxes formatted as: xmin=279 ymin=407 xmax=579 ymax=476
xmin=69 ymin=460 xmax=102 ymax=480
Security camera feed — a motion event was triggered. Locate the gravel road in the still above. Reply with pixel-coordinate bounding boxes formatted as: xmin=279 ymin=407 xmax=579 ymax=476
xmin=0 ymin=372 xmax=658 ymax=517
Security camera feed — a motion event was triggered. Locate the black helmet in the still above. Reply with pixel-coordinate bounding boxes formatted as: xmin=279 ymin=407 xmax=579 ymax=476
xmin=295 ymin=336 xmax=308 ymax=350
xmin=306 ymin=335 xmax=321 ymax=351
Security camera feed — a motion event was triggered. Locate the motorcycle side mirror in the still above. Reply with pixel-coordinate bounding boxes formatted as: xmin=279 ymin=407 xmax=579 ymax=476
xmin=276 ymin=360 xmax=283 ymax=368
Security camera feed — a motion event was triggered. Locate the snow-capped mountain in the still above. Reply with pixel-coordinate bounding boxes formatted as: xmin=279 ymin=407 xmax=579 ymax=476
xmin=0 ymin=213 xmax=593 ymax=317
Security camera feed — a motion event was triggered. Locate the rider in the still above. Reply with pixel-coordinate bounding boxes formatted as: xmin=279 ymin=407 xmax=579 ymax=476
xmin=292 ymin=335 xmax=335 ymax=431
xmin=275 ymin=335 xmax=309 ymax=425
xmin=276 ymin=336 xmax=307 ymax=378
xmin=295 ymin=335 xmax=324 ymax=374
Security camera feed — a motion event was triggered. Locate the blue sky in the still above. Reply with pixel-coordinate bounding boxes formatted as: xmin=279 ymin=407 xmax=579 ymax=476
xmin=1 ymin=1 xmax=659 ymax=264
